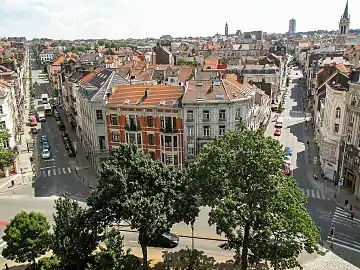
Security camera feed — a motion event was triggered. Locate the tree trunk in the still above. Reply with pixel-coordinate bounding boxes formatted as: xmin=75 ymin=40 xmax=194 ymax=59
xmin=241 ymin=222 xmax=251 ymax=270
xmin=139 ymin=232 xmax=148 ymax=270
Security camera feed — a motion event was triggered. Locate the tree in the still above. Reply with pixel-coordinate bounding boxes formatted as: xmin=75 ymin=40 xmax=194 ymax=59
xmin=187 ymin=125 xmax=320 ymax=269
xmin=89 ymin=228 xmax=140 ymax=270
xmin=176 ymin=57 xmax=185 ymax=66
xmin=50 ymin=42 xmax=58 ymax=47
xmin=88 ymin=144 xmax=199 ymax=270
xmin=0 ymin=129 xmax=17 ymax=169
xmin=98 ymin=40 xmax=105 ymax=46
xmin=53 ymin=87 xmax=59 ymax=98
xmin=52 ymin=196 xmax=103 ymax=270
xmin=1 ymin=211 xmax=51 ymax=265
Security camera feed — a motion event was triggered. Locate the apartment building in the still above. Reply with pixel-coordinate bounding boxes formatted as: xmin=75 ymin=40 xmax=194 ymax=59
xmin=106 ymin=85 xmax=184 ymax=167
xmin=0 ymin=80 xmax=16 ymax=148
xmin=182 ymin=76 xmax=255 ymax=162
xmin=339 ymin=71 xmax=360 ymax=198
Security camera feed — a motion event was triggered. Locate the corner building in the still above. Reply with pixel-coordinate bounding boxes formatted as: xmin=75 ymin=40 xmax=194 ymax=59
xmin=106 ymin=85 xmax=185 ymax=168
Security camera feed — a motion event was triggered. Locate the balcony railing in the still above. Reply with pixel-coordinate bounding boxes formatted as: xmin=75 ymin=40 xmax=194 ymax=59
xmin=160 ymin=127 xmax=178 ymax=133
xmin=125 ymin=124 xmax=141 ymax=131
xmin=218 ymin=118 xmax=226 ymax=122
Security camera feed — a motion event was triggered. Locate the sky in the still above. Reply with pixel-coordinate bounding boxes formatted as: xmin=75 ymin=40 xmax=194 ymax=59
xmin=0 ymin=0 xmax=358 ymax=40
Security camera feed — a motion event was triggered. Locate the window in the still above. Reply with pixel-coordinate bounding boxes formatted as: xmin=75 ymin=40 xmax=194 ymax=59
xmin=96 ymin=110 xmax=103 ymax=121
xmin=351 ymin=96 xmax=357 ymax=106
xmin=160 ymin=116 xmax=165 ymax=129
xmin=110 ymin=114 xmax=118 ymax=125
xmin=334 ymin=124 xmax=339 ymax=133
xmin=358 ymin=137 xmax=360 ymax=148
xmin=99 ymin=136 xmax=106 ymax=149
xmin=127 ymin=133 xmax=136 ymax=144
xmin=187 ymin=110 xmax=194 ymax=121
xmin=203 ymin=110 xmax=210 ymax=121
xmin=148 ymin=134 xmax=155 ymax=145
xmin=0 ymin=105 xmax=3 ymax=114
xmin=111 ymin=131 xmax=120 ymax=142
xmin=347 ymin=132 xmax=352 ymax=143
xmin=0 ymin=121 xmax=5 ymax=129
xmin=203 ymin=126 xmax=210 ymax=137
xmin=335 ymin=107 xmax=341 ymax=119
xmin=235 ymin=108 xmax=243 ymax=121
xmin=149 ymin=151 xmax=155 ymax=160
xmin=188 ymin=126 xmax=194 ymax=136
xmin=173 ymin=136 xmax=177 ymax=147
xmin=350 ymin=113 xmax=355 ymax=123
xmin=3 ymin=141 xmax=9 ymax=148
xmin=219 ymin=125 xmax=226 ymax=135
xmin=147 ymin=116 xmax=153 ymax=127
xmin=165 ymin=136 xmax=172 ymax=147
xmin=188 ymin=146 xmax=195 ymax=156
xmin=137 ymin=133 xmax=142 ymax=145
xmin=174 ymin=154 xmax=178 ymax=165
xmin=219 ymin=109 xmax=226 ymax=120
xmin=165 ymin=154 xmax=172 ymax=165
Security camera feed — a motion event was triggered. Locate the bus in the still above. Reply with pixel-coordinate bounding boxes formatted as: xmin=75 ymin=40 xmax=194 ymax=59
xmin=44 ymin=104 xmax=52 ymax=116
xmin=41 ymin=94 xmax=49 ymax=104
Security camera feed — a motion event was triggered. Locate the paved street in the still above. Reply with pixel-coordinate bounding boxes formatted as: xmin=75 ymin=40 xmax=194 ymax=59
xmin=266 ymin=68 xmax=360 ymax=268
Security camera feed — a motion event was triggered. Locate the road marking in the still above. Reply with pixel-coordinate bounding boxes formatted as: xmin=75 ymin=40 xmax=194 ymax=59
xmin=42 ymin=171 xmax=46 ymax=177
xmin=47 ymin=170 xmax=51 ymax=176
xmin=68 ymin=167 xmax=71 ymax=173
xmin=316 ymin=190 xmax=321 ymax=199
xmin=311 ymin=189 xmax=315 ymax=198
xmin=40 ymin=166 xmax=56 ymax=170
xmin=53 ymin=169 xmax=56 ymax=176
xmin=44 ymin=159 xmax=55 ymax=162
xmin=58 ymin=168 xmax=61 ymax=174
xmin=327 ymin=236 xmax=360 ymax=252
xmin=63 ymin=168 xmax=66 ymax=174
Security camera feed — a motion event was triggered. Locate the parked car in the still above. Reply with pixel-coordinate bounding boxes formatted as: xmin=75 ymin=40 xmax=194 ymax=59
xmin=55 ymin=115 xmax=61 ymax=121
xmin=274 ymin=129 xmax=281 ymax=136
xmin=284 ymin=146 xmax=292 ymax=156
xmin=41 ymin=135 xmax=48 ymax=143
xmin=57 ymin=121 xmax=65 ymax=131
xmin=42 ymin=141 xmax=50 ymax=150
xmin=275 ymin=118 xmax=283 ymax=128
xmin=42 ymin=149 xmax=51 ymax=159
xmin=148 ymin=233 xmax=179 ymax=248
xmin=67 ymin=149 xmax=76 ymax=157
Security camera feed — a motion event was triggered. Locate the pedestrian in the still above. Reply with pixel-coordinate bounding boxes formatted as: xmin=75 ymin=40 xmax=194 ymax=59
xmin=5 ymin=263 xmax=9 ymax=270
xmin=350 ymin=208 xmax=355 ymax=220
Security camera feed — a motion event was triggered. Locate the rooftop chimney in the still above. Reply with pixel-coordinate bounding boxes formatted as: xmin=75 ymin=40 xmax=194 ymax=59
xmin=144 ymin=88 xmax=150 ymax=98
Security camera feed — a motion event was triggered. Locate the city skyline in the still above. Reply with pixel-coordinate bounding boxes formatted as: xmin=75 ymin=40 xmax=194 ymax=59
xmin=0 ymin=0 xmax=359 ymax=40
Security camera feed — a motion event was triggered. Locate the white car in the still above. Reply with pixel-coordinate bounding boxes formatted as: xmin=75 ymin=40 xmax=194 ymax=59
xmin=284 ymin=156 xmax=291 ymax=165
xmin=42 ymin=149 xmax=51 ymax=159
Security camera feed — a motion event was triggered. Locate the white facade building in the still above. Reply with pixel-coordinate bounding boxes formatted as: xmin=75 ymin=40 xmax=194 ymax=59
xmin=182 ymin=78 xmax=255 ymax=162
xmin=0 ymin=81 xmax=16 ymax=148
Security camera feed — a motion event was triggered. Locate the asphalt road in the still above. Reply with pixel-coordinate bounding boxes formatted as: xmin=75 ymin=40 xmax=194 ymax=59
xmin=273 ymin=68 xmax=360 ymax=268
xmin=30 ymin=66 xmax=90 ymax=198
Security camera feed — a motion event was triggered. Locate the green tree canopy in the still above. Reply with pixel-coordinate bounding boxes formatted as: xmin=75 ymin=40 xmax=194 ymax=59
xmin=52 ymin=196 xmax=103 ymax=269
xmin=1 ymin=211 xmax=51 ymax=265
xmin=88 ymin=144 xmax=199 ymax=270
xmin=187 ymin=125 xmax=320 ymax=269
xmin=0 ymin=129 xmax=16 ymax=168
xmin=88 ymin=228 xmax=140 ymax=270
xmin=50 ymin=42 xmax=58 ymax=47
xmin=98 ymin=40 xmax=105 ymax=46
xmin=176 ymin=57 xmax=185 ymax=66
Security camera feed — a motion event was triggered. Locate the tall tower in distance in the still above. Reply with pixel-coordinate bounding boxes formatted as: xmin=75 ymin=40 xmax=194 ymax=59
xmin=339 ymin=0 xmax=350 ymax=35
xmin=288 ymin=19 xmax=296 ymax=35
xmin=225 ymin=22 xmax=228 ymax=36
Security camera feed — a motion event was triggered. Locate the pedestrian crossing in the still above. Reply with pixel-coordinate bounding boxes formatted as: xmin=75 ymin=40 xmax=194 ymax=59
xmin=0 ymin=239 xmax=6 ymax=259
xmin=300 ymin=188 xmax=328 ymax=200
xmin=281 ymin=110 xmax=307 ymax=120
xmin=327 ymin=207 xmax=360 ymax=253
xmin=40 ymin=167 xmax=73 ymax=178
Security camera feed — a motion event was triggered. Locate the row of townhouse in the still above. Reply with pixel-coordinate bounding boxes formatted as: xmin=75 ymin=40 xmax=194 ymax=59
xmin=61 ymin=69 xmax=271 ymax=174
xmin=0 ymin=40 xmax=29 ymax=150
xmin=304 ymin=43 xmax=360 ymax=199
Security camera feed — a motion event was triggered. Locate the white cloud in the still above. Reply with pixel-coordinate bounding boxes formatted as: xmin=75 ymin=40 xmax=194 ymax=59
xmin=0 ymin=0 xmax=359 ymax=40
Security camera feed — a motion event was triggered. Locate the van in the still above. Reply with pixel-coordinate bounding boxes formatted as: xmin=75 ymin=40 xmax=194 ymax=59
xmin=275 ymin=118 xmax=283 ymax=128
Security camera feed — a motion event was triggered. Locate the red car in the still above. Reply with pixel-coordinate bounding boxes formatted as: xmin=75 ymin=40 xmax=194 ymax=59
xmin=274 ymin=129 xmax=281 ymax=136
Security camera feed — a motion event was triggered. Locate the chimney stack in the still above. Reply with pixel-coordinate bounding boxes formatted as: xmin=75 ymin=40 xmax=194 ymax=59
xmin=144 ymin=88 xmax=150 ymax=98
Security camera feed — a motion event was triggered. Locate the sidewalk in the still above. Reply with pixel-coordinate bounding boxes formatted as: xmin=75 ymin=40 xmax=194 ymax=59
xmin=304 ymin=125 xmax=360 ymax=211
xmin=0 ymin=65 xmax=35 ymax=194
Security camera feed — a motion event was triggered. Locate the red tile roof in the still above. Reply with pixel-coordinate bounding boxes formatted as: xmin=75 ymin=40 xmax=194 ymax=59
xmin=107 ymin=85 xmax=184 ymax=107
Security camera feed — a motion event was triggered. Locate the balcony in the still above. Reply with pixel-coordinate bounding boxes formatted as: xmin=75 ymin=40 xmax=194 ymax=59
xmin=186 ymin=118 xmax=194 ymax=122
xmin=160 ymin=127 xmax=178 ymax=133
xmin=218 ymin=118 xmax=226 ymax=122
xmin=125 ymin=124 xmax=141 ymax=131
xmin=202 ymin=118 xmax=210 ymax=122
